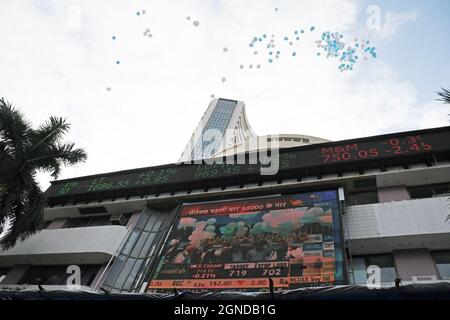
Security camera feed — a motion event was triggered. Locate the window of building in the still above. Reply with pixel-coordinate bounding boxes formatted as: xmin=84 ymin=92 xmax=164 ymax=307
xmin=18 ymin=265 xmax=101 ymax=286
xmin=347 ymin=191 xmax=378 ymax=205
xmin=433 ymin=183 xmax=450 ymax=196
xmin=367 ymin=255 xmax=397 ymax=283
xmin=40 ymin=220 xmax=52 ymax=230
xmin=191 ymin=99 xmax=237 ymax=160
xmin=407 ymin=185 xmax=434 ymax=199
xmin=353 ymin=178 xmax=377 ymax=189
xmin=102 ymin=207 xmax=177 ymax=293
xmin=64 ymin=215 xmax=112 ymax=228
xmin=349 ymin=254 xmax=397 ymax=284
xmin=349 ymin=257 xmax=367 ymax=284
xmin=432 ymin=251 xmax=450 ymax=280
xmin=63 ymin=213 xmax=131 ymax=229
xmin=408 ymin=183 xmax=450 ymax=199
xmin=0 ymin=267 xmax=10 ymax=284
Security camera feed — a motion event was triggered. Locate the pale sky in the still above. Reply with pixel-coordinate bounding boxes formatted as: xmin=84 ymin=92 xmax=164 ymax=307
xmin=0 ymin=0 xmax=449 ymax=191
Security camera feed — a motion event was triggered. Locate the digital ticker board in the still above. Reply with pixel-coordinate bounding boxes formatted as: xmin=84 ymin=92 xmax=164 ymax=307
xmin=45 ymin=126 xmax=450 ymax=199
xmin=147 ymin=190 xmax=346 ymax=293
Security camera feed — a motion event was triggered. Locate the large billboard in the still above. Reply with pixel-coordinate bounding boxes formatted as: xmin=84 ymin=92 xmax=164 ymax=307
xmin=148 ymin=190 xmax=346 ymax=293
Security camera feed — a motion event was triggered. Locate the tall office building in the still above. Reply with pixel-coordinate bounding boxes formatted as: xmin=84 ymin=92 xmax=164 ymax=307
xmin=179 ymin=98 xmax=255 ymax=162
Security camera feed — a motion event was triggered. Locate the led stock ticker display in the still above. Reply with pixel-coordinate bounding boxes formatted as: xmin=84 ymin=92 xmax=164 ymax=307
xmin=320 ymin=134 xmax=432 ymax=164
xmin=147 ymin=191 xmax=346 ymax=293
xmin=45 ymin=127 xmax=450 ymax=198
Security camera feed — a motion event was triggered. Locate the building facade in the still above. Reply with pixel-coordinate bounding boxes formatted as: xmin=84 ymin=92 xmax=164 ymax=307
xmin=1 ymin=99 xmax=450 ymax=294
xmin=179 ymin=98 xmax=255 ymax=162
xmin=212 ymin=134 xmax=330 ymax=157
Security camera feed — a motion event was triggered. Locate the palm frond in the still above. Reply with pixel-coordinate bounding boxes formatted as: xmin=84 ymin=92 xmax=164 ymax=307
xmin=0 ymin=98 xmax=87 ymax=247
xmin=28 ymin=116 xmax=71 ymax=154
xmin=0 ymin=179 xmax=43 ymax=249
xmin=0 ymin=98 xmax=32 ymax=153
xmin=26 ymin=143 xmax=87 ymax=178
xmin=437 ymin=88 xmax=450 ymax=104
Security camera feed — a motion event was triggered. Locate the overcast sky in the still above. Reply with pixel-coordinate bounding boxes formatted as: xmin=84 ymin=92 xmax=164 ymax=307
xmin=1 ymin=0 xmax=449 ymax=190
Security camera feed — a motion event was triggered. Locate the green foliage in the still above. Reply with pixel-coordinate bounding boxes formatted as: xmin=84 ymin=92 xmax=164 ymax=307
xmin=437 ymin=88 xmax=450 ymax=104
xmin=0 ymin=98 xmax=87 ymax=249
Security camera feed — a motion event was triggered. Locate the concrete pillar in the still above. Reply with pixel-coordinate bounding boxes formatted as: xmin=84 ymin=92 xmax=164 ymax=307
xmin=393 ymin=249 xmax=439 ymax=281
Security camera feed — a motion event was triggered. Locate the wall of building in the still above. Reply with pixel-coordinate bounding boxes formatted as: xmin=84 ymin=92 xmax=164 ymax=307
xmin=377 ymin=186 xmax=410 ymax=203
xmin=393 ymin=249 xmax=439 ymax=281
xmin=344 ymin=196 xmax=450 ymax=240
xmin=0 ymin=225 xmax=128 ymax=267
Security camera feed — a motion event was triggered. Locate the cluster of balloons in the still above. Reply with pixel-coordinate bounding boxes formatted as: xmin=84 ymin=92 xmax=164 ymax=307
xmin=244 ymin=26 xmax=315 ymax=67
xmin=107 ymin=8 xmax=378 ymax=93
xmin=136 ymin=9 xmax=146 ymax=16
xmin=242 ymin=26 xmax=376 ymax=72
xmin=186 ymin=16 xmax=200 ymax=27
xmin=316 ymin=31 xmax=377 ymax=72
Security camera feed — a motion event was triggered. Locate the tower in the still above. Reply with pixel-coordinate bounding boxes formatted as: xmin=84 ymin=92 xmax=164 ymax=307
xmin=179 ymin=98 xmax=255 ymax=162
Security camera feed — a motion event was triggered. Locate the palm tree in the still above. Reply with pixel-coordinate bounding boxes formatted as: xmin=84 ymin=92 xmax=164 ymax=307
xmin=437 ymin=88 xmax=450 ymax=104
xmin=0 ymin=98 xmax=87 ymax=249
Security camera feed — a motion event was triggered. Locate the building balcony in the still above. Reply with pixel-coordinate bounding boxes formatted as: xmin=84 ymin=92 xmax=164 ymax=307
xmin=343 ymin=195 xmax=450 ymax=254
xmin=0 ymin=225 xmax=128 ymax=267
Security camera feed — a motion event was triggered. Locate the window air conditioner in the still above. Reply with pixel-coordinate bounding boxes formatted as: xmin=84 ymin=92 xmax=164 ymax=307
xmin=110 ymin=213 xmax=126 ymax=226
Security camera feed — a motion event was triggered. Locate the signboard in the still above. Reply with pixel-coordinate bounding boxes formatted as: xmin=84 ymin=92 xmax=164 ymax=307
xmin=45 ymin=126 xmax=450 ymax=199
xmin=147 ymin=190 xmax=346 ymax=293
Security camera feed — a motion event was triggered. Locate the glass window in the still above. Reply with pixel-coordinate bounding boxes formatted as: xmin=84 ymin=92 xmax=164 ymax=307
xmin=135 ymin=213 xmax=150 ymax=230
xmin=122 ymin=259 xmax=143 ymax=291
xmin=40 ymin=221 xmax=52 ymax=230
xmin=0 ymin=268 xmax=10 ymax=284
xmin=103 ymin=254 xmax=126 ymax=287
xmin=349 ymin=257 xmax=368 ymax=285
xmin=87 ymin=215 xmax=110 ymax=227
xmin=63 ymin=215 xmax=113 ymax=228
xmin=151 ymin=217 xmax=164 ymax=232
xmin=408 ymin=185 xmax=434 ymax=199
xmin=139 ymin=233 xmax=156 ymax=258
xmin=130 ymin=232 xmax=149 ymax=258
xmin=144 ymin=212 xmax=160 ymax=231
xmin=348 ymin=191 xmax=378 ymax=205
xmin=433 ymin=183 xmax=450 ymax=196
xmin=113 ymin=258 xmax=136 ymax=290
xmin=366 ymin=255 xmax=397 ymax=283
xmin=80 ymin=265 xmax=101 ymax=286
xmin=191 ymin=99 xmax=237 ymax=160
xmin=121 ymin=229 xmax=140 ymax=256
xmin=18 ymin=265 xmax=100 ymax=286
xmin=432 ymin=251 xmax=450 ymax=280
xmin=349 ymin=254 xmax=397 ymax=284
xmin=407 ymin=183 xmax=450 ymax=199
